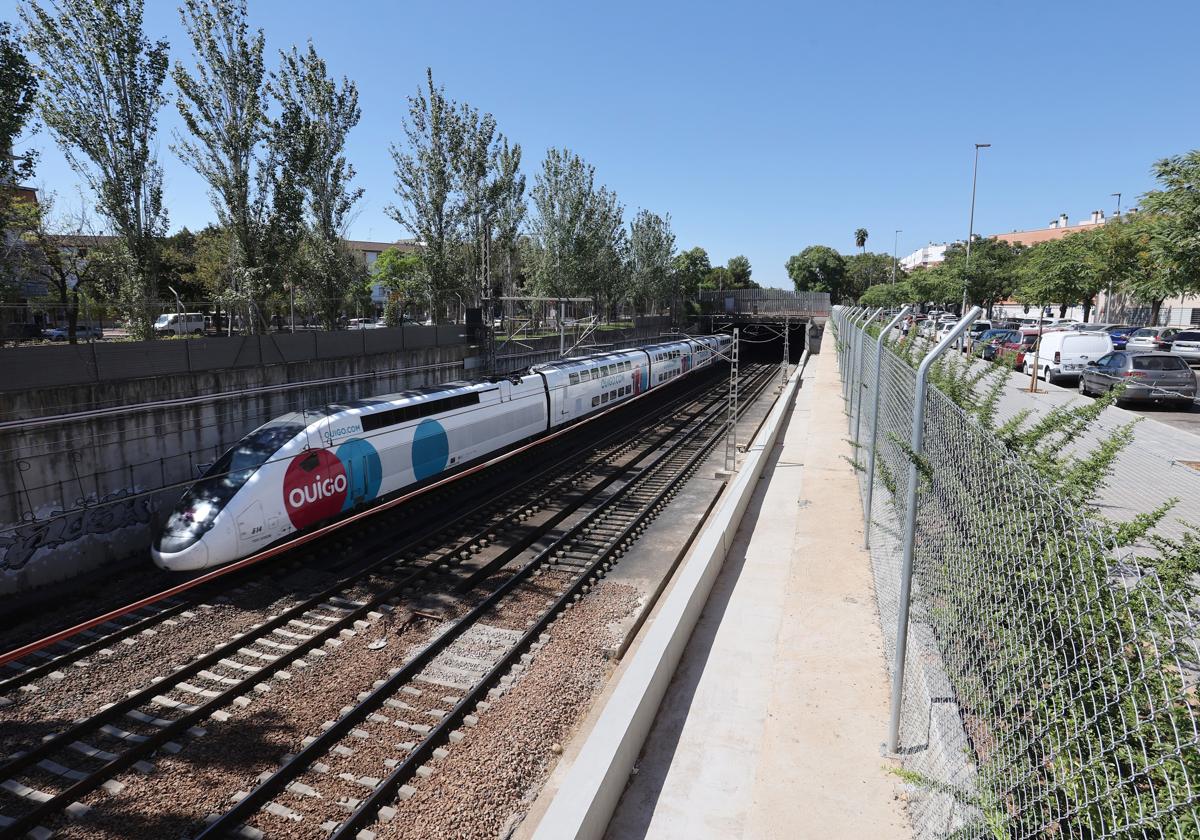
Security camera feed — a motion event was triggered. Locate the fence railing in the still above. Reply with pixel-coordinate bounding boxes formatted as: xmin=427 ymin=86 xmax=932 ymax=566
xmin=831 ymin=305 xmax=1200 ymax=840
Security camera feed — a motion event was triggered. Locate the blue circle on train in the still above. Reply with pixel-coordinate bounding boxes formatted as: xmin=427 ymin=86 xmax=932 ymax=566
xmin=412 ymin=419 xmax=449 ymax=481
xmin=335 ymin=438 xmax=383 ymax=511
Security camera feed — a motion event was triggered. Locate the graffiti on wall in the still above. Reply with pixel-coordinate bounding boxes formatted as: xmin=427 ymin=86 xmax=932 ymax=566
xmin=0 ymin=488 xmax=162 ymax=573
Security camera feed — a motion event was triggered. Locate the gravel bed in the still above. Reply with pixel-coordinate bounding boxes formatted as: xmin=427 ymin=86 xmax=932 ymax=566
xmin=50 ymin=607 xmax=434 ymax=840
xmin=375 ymin=580 xmax=639 ymax=840
xmin=0 ymin=598 xmax=294 ymax=759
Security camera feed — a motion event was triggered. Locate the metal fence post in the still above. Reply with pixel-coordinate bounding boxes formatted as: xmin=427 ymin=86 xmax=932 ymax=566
xmin=863 ymin=306 xmax=911 ymax=549
xmin=852 ymin=308 xmax=884 ymax=450
xmin=842 ymin=307 xmax=865 ymax=405
xmin=887 ymin=306 xmax=981 ymax=754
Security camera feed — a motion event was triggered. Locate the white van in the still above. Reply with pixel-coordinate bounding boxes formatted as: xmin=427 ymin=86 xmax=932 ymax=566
xmin=1024 ymin=330 xmax=1113 ymax=384
xmin=154 ymin=312 xmax=206 ymax=336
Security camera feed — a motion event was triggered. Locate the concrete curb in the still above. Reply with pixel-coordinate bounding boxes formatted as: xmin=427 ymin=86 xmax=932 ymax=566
xmin=530 ymin=355 xmax=809 ymax=840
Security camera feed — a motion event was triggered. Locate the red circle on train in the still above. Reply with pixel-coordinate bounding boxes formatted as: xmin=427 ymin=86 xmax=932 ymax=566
xmin=283 ymin=449 xmax=348 ymax=529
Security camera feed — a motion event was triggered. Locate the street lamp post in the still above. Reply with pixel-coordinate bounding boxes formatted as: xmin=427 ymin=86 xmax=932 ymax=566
xmin=962 ymin=143 xmax=991 ymax=314
xmin=891 ymin=229 xmax=902 ymax=284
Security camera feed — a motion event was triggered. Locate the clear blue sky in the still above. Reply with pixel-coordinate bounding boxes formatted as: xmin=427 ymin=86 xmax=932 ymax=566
xmin=5 ymin=0 xmax=1199 ymax=289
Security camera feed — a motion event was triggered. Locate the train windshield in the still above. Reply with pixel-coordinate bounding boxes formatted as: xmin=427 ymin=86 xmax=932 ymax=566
xmin=156 ymin=421 xmax=304 ymax=553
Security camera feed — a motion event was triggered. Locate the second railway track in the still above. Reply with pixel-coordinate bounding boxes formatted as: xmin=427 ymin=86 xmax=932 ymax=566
xmin=0 ymin=363 xmax=778 ymax=839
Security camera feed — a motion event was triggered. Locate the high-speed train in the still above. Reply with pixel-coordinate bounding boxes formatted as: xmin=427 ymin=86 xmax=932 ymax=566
xmin=153 ymin=335 xmax=732 ymax=571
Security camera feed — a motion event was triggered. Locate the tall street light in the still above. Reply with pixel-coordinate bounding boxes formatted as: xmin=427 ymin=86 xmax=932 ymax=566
xmin=963 ymin=143 xmax=991 ymax=313
xmin=891 ymin=229 xmax=902 ymax=284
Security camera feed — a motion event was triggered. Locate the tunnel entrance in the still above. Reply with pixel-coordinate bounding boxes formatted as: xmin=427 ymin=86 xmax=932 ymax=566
xmin=702 ymin=318 xmax=810 ymax=364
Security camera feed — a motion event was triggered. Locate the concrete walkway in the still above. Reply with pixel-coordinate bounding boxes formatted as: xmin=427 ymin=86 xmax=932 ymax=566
xmin=604 ymin=350 xmax=910 ymax=839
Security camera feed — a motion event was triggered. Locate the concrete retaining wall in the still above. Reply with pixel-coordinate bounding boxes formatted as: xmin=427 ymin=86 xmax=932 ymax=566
xmin=0 ymin=320 xmax=679 ymax=595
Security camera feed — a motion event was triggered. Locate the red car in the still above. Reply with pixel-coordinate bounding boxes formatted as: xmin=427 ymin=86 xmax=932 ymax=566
xmin=999 ymin=330 xmax=1040 ymax=369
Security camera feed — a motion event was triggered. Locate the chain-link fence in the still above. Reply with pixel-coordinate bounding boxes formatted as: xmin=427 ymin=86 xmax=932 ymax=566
xmin=832 ymin=305 xmax=1200 ymax=839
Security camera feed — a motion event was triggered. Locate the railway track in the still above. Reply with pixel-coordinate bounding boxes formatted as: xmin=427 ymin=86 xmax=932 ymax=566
xmin=0 ymin=363 xmax=774 ymax=839
xmin=0 ymin=364 xmax=733 ymax=692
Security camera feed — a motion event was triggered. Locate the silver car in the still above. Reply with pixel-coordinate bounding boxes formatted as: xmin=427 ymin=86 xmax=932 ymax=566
xmin=1166 ymin=329 xmax=1200 ymax=364
xmin=1125 ymin=326 xmax=1180 ymax=352
xmin=1078 ymin=351 xmax=1196 ymax=408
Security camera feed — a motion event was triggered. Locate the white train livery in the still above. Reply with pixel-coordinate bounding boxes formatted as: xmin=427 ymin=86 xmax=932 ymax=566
xmin=153 ymin=336 xmax=731 ymax=571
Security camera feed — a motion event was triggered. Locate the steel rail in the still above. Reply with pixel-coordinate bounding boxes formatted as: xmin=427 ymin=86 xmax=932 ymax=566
xmin=0 ymin=365 xmax=727 ymax=671
xmin=0 ymin=367 xmax=757 ymax=839
xmin=201 ymin=365 xmax=776 ymax=839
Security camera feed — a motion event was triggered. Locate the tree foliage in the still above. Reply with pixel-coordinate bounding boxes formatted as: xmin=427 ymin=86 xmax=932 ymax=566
xmin=844 ymin=251 xmax=896 ymax=301
xmin=527 ymin=147 xmax=627 ymax=314
xmin=939 ymin=237 xmax=1022 ymax=310
xmin=21 ymin=0 xmax=169 ymax=339
xmin=172 ymin=0 xmax=268 ymax=285
xmin=628 ymin=209 xmax=675 ymax=310
xmin=787 ymin=245 xmax=847 ymax=301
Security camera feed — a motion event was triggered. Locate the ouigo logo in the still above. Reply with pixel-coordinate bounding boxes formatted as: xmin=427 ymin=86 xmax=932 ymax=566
xmin=283 ymin=449 xmax=348 ymax=529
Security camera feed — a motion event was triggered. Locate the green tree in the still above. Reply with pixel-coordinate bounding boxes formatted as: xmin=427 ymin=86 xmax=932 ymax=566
xmin=388 ymin=69 xmax=468 ymax=317
xmin=270 ymin=41 xmax=363 ymax=329
xmin=726 ymin=255 xmax=752 ymax=288
xmin=786 ymin=245 xmax=846 ymax=301
xmin=1125 ymin=212 xmax=1185 ymax=325
xmin=1140 ymin=150 xmax=1200 ymax=322
xmin=1015 ymin=234 xmax=1092 ymax=317
xmin=0 ymin=19 xmax=37 ymax=277
xmin=906 ymin=263 xmax=959 ymax=306
xmin=671 ymin=246 xmax=711 ymax=302
xmin=701 ymin=265 xmax=730 ymax=291
xmin=171 ymin=0 xmax=272 ymax=311
xmin=22 ymin=0 xmax=170 ymax=340
xmin=858 ymin=279 xmax=912 ymax=309
xmin=939 ymin=237 xmax=1022 ymax=312
xmin=374 ymin=246 xmax=425 ymax=323
xmin=843 ymin=252 xmax=896 ymax=301
xmin=528 ymin=147 xmax=627 ymax=317
xmin=628 ymin=209 xmax=675 ymax=312
xmin=854 ymin=227 xmax=868 ymax=253
xmin=491 ymin=137 xmax=526 ymax=299
xmin=1077 ymin=216 xmax=1141 ymax=322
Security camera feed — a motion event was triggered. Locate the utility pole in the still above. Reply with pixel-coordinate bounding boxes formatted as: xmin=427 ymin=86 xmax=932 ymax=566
xmin=891 ymin=230 xmax=902 ymax=284
xmin=963 ymin=143 xmax=991 ymax=314
xmin=725 ymin=328 xmax=739 ymax=473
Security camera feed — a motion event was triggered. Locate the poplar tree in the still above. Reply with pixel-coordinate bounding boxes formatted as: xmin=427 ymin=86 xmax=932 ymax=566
xmin=628 ymin=209 xmax=675 ymax=312
xmin=172 ymin=0 xmax=269 ymax=290
xmin=270 ymin=41 xmax=363 ymax=330
xmin=492 ymin=138 xmax=526 ymax=300
xmin=388 ymin=69 xmax=467 ymax=317
xmin=21 ymin=0 xmax=169 ymax=339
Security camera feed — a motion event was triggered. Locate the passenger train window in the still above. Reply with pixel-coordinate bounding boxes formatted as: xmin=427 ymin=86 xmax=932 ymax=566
xmin=592 ymin=396 xmax=600 ymax=407
xmin=601 ymin=393 xmax=609 ymax=404
xmin=361 ymin=391 xmax=481 ymax=433
xmin=569 ymin=373 xmax=580 ymax=385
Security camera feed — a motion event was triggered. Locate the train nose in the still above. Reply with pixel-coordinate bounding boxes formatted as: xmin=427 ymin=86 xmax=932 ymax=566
xmin=152 ymin=536 xmax=209 ymax=571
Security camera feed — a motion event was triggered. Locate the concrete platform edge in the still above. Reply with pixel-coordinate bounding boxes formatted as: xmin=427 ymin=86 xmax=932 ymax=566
xmin=530 ymin=354 xmax=808 ymax=840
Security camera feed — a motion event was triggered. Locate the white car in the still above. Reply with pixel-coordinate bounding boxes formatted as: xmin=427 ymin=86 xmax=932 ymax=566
xmin=154 ymin=312 xmax=206 ymax=335
xmin=1023 ymin=330 xmax=1113 ymax=384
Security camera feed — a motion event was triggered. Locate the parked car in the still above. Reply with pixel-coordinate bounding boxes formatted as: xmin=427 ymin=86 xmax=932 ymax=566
xmin=1126 ymin=326 xmax=1180 ymax=352
xmin=44 ymin=324 xmax=103 ymax=341
xmin=999 ymin=330 xmax=1039 ymax=369
xmin=1023 ymin=329 xmax=1113 ymax=384
xmin=972 ymin=328 xmax=1018 ymax=361
xmin=1078 ymin=351 xmax=1196 ymax=408
xmin=154 ymin=312 xmax=206 ymax=335
xmin=1166 ymin=330 xmax=1200 ymax=365
xmin=1103 ymin=324 xmax=1144 ymax=350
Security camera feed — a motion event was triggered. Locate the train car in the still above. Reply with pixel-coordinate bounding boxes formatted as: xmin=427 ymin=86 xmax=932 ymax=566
xmin=153 ymin=376 xmax=546 ymax=571
xmin=531 ymin=348 xmax=650 ymax=428
xmin=153 ymin=337 xmax=732 ymax=572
